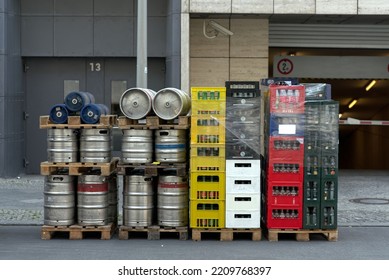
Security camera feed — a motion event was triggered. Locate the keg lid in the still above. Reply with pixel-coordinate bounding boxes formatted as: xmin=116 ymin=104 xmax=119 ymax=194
xmin=153 ymin=88 xmax=184 ymax=120
xmin=120 ymin=88 xmax=154 ymax=120
xmin=81 ymin=104 xmax=101 ymax=124
xmin=49 ymin=104 xmax=69 ymax=124
xmin=65 ymin=91 xmax=92 ymax=112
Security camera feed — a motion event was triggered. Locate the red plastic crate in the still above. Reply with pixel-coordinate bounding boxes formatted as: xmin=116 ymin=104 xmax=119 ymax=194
xmin=269 ymin=85 xmax=305 ymax=114
xmin=267 ymin=158 xmax=304 ymax=182
xmin=268 ymin=136 xmax=304 ymax=160
xmin=266 ymin=205 xmax=302 ymax=229
xmin=267 ymin=181 xmax=303 ymax=206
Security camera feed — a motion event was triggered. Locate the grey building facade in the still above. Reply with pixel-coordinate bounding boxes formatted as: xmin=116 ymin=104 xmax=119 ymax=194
xmin=0 ymin=0 xmax=181 ymax=176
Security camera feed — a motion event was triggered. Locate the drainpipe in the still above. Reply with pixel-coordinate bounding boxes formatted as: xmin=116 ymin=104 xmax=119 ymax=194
xmin=136 ymin=0 xmax=147 ymax=88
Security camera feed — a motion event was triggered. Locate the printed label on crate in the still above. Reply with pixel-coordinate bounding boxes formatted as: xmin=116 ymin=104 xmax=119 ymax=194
xmin=279 ymin=124 xmax=296 ymax=135
xmin=269 ymin=114 xmax=304 ymax=136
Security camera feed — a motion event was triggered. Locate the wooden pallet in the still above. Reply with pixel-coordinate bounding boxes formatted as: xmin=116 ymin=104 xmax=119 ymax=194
xmin=192 ymin=228 xmax=262 ymax=241
xmin=41 ymin=223 xmax=116 ymax=240
xmin=117 ymin=162 xmax=188 ymax=176
xmin=118 ymin=225 xmax=188 ymax=240
xmin=40 ymin=157 xmax=119 ymax=176
xmin=117 ymin=116 xmax=190 ymax=130
xmin=267 ymin=228 xmax=338 ymax=242
xmin=40 ymin=115 xmax=117 ymax=129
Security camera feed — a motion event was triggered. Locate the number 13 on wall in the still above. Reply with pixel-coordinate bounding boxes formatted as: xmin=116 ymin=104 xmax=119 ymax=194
xmin=89 ymin=62 xmax=102 ymax=72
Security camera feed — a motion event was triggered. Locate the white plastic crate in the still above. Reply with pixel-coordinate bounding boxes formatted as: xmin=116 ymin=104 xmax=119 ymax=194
xmin=226 ymin=176 xmax=261 ymax=194
xmin=226 ymin=210 xmax=261 ymax=228
xmin=226 ymin=159 xmax=261 ymax=177
xmin=226 ymin=193 xmax=261 ymax=211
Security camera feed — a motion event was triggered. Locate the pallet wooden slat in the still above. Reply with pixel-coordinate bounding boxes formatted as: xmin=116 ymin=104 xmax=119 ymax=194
xmin=117 ymin=162 xmax=187 ymax=176
xmin=192 ymin=228 xmax=262 ymax=241
xmin=40 ymin=115 xmax=117 ymax=129
xmin=117 ymin=116 xmax=190 ymax=130
xmin=267 ymin=229 xmax=338 ymax=242
xmin=41 ymin=223 xmax=116 ymax=240
xmin=118 ymin=225 xmax=188 ymax=240
xmin=40 ymin=158 xmax=119 ymax=176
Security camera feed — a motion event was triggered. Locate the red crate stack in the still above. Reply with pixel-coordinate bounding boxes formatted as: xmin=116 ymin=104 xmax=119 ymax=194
xmin=265 ymin=84 xmax=305 ymax=229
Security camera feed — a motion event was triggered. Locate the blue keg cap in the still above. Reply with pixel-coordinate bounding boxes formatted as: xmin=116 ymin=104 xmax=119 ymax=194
xmin=49 ymin=104 xmax=69 ymax=124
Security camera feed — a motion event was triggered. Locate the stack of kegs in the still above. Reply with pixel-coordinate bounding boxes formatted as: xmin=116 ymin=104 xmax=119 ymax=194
xmin=49 ymin=91 xmax=109 ymax=124
xmin=119 ymin=87 xmax=191 ymax=121
xmin=119 ymin=87 xmax=191 ymax=165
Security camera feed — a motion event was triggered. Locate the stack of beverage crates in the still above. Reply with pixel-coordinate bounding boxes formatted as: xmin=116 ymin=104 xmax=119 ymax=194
xmin=225 ymin=81 xmax=262 ymax=228
xmin=303 ymin=84 xmax=338 ymax=229
xmin=264 ymin=83 xmax=306 ymax=229
xmin=190 ymin=87 xmax=227 ymax=228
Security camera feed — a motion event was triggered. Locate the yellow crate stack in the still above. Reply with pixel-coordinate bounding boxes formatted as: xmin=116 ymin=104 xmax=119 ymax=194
xmin=190 ymin=87 xmax=226 ymax=228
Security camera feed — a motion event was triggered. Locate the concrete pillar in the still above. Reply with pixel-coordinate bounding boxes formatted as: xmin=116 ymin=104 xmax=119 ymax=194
xmin=181 ymin=2 xmax=190 ymax=93
xmin=0 ymin=0 xmax=24 ymax=177
xmin=166 ymin=0 xmax=181 ymax=88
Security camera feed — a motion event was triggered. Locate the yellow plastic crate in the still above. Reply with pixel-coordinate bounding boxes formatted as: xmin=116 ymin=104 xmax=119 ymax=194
xmin=191 ymin=87 xmax=226 ymax=101
xmin=190 ymin=172 xmax=226 ymax=211
xmin=190 ymin=145 xmax=226 ymax=170
xmin=190 ymin=200 xmax=225 ymax=228
xmin=191 ymin=100 xmax=226 ymax=117
xmin=190 ymin=176 xmax=226 ymax=200
xmin=190 ymin=157 xmax=225 ymax=172
xmin=191 ymin=116 xmax=226 ymax=145
xmin=190 ymin=144 xmax=225 ymax=157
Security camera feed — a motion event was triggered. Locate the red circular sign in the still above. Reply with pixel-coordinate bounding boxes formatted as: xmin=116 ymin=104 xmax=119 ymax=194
xmin=277 ymin=58 xmax=294 ymax=75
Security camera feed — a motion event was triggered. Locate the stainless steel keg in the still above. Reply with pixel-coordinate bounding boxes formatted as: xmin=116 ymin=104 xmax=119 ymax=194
xmin=155 ymin=130 xmax=186 ymax=163
xmin=157 ymin=175 xmax=188 ymax=227
xmin=121 ymin=129 xmax=153 ymax=164
xmin=153 ymin=88 xmax=191 ymax=120
xmin=44 ymin=174 xmax=76 ymax=226
xmin=47 ymin=129 xmax=78 ymax=162
xmin=77 ymin=175 xmax=109 ymax=226
xmin=119 ymin=88 xmax=156 ymax=120
xmin=122 ymin=175 xmax=154 ymax=227
xmin=80 ymin=129 xmax=112 ymax=163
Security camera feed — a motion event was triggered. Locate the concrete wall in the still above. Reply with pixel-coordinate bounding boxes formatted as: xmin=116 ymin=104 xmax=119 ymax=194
xmin=0 ymin=0 xmax=24 ymax=177
xmin=189 ymin=18 xmax=268 ymax=87
xmin=20 ymin=0 xmax=168 ymax=57
xmin=188 ymin=0 xmax=389 ymax=15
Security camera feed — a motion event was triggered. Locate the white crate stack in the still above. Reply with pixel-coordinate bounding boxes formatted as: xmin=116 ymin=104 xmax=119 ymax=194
xmin=226 ymin=160 xmax=261 ymax=228
xmin=225 ymin=82 xmax=262 ymax=228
